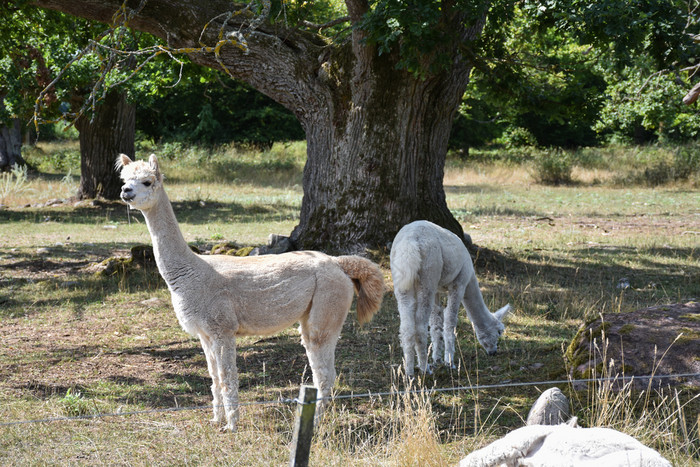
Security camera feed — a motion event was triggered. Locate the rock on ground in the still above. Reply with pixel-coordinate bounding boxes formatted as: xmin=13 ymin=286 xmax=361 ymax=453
xmin=526 ymin=387 xmax=570 ymax=425
xmin=566 ymin=301 xmax=700 ymax=390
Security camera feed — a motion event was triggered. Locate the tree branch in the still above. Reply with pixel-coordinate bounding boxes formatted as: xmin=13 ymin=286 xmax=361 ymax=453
xmin=31 ymin=0 xmax=329 ymax=120
xmin=300 ymin=16 xmax=350 ymax=31
xmin=683 ymin=80 xmax=700 ymax=105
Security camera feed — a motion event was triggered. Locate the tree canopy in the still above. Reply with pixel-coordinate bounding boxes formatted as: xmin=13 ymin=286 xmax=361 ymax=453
xmin=452 ymin=0 xmax=700 ymax=147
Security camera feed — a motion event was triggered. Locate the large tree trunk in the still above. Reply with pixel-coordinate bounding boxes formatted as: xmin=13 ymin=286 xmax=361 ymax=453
xmin=31 ymin=0 xmax=481 ymax=251
xmin=0 ymin=118 xmax=26 ymax=170
xmin=74 ymin=90 xmax=135 ymax=200
xmin=289 ymin=4 xmax=475 ymax=251
xmin=291 ymin=60 xmax=468 ymax=251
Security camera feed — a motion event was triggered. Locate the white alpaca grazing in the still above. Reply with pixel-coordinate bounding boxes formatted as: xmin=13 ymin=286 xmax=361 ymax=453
xmin=117 ymin=154 xmax=385 ymax=431
xmin=459 ymin=418 xmax=672 ymax=467
xmin=390 ymin=220 xmax=510 ymax=377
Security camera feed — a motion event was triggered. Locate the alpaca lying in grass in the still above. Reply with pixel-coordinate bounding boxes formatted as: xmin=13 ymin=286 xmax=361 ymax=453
xmin=460 ymin=418 xmax=672 ymax=467
xmin=390 ymin=220 xmax=510 ymax=377
xmin=117 ymin=154 xmax=385 ymax=431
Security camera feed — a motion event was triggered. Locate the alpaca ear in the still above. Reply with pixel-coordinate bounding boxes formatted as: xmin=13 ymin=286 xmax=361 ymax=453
xmin=494 ymin=304 xmax=512 ymax=322
xmin=117 ymin=153 xmax=133 ymax=170
xmin=148 ymin=153 xmax=161 ymax=179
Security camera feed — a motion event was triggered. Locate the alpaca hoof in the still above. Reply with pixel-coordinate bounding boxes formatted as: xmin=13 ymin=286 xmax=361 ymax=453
xmin=432 ymin=362 xmax=457 ymax=378
xmin=210 ymin=411 xmax=225 ymax=425
xmin=220 ymin=422 xmax=238 ymax=433
xmin=409 ymin=365 xmax=432 ymax=381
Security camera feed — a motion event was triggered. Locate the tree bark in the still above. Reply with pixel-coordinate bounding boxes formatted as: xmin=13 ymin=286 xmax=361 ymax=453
xmin=291 ymin=54 xmax=469 ymax=251
xmin=74 ymin=90 xmax=135 ymax=200
xmin=0 ymin=118 xmax=26 ymax=170
xmin=31 ymin=0 xmax=480 ymax=251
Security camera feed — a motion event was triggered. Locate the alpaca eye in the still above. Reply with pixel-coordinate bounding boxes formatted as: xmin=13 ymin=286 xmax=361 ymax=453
xmin=143 ymin=181 xmax=152 ymax=187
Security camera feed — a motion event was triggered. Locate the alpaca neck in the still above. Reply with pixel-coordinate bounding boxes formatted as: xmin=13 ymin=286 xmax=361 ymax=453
xmin=463 ymin=276 xmax=495 ymax=328
xmin=141 ymin=190 xmax=199 ymax=287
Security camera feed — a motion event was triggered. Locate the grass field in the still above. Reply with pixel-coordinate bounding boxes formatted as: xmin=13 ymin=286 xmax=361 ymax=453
xmin=0 ymin=141 xmax=698 ymax=465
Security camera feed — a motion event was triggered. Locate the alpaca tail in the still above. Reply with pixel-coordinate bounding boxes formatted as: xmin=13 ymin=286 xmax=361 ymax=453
xmin=335 ymin=256 xmax=385 ymax=324
xmin=390 ymin=238 xmax=421 ymax=293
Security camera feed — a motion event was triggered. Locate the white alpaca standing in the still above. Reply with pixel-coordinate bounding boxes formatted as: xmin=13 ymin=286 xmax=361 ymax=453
xmin=117 ymin=154 xmax=385 ymax=431
xmin=390 ymin=220 xmax=510 ymax=377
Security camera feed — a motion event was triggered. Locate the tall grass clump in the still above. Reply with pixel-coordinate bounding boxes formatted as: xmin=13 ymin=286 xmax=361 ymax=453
xmin=0 ymin=164 xmax=32 ymax=205
xmin=313 ymin=373 xmax=447 ymax=466
xmin=58 ymin=388 xmax=96 ymax=417
xmin=387 ymin=380 xmax=445 ymax=466
xmin=638 ymin=146 xmax=700 ymax=186
xmin=609 ymin=144 xmax=700 ymax=186
xmin=532 ymin=149 xmax=574 ymax=185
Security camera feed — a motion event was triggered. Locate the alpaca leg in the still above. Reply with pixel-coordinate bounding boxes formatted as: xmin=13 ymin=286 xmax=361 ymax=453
xmin=211 ymin=336 xmax=239 ymax=432
xmin=302 ymin=339 xmax=338 ymax=418
xmin=443 ymin=281 xmax=465 ymax=369
xmin=396 ymin=290 xmax=418 ymax=378
xmin=415 ymin=288 xmax=433 ymax=375
xmin=429 ymin=296 xmax=444 ymax=366
xmin=199 ymin=333 xmax=224 ymax=424
xmin=300 ymin=280 xmax=351 ymax=418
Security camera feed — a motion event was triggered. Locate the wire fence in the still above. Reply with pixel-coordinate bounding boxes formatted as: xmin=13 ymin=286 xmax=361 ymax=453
xmin=2 ymin=371 xmax=698 ymax=427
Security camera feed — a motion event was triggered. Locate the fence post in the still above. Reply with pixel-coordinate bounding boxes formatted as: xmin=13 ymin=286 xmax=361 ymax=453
xmin=289 ymin=385 xmax=317 ymax=467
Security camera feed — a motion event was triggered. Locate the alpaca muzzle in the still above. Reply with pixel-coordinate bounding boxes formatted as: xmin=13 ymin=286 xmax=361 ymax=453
xmin=120 ymin=187 xmax=135 ymax=202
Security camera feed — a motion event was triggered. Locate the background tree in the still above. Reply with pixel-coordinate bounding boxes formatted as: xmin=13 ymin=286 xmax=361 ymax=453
xmin=0 ymin=5 xmax=50 ymax=169
xmin=595 ymin=60 xmax=700 ymax=144
xmin=453 ymin=0 xmax=700 ymax=149
xmin=525 ymin=0 xmax=699 ymax=144
xmin=30 ymin=0 xmax=484 ymax=251
xmin=73 ymin=89 xmax=135 ymax=199
xmin=1 ymin=5 xmax=134 ymax=198
xmin=29 ymin=0 xmax=699 ymax=251
xmin=136 ymin=67 xmax=303 ymax=147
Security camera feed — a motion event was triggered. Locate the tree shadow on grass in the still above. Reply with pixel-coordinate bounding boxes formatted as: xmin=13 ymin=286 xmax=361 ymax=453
xmin=474 ymin=243 xmax=700 ymax=304
xmin=8 ymin=334 xmax=313 ymax=411
xmin=3 ymin=233 xmax=697 ymax=429
xmin=0 ymin=199 xmax=300 ymax=226
xmin=445 ymin=184 xmax=501 ymax=195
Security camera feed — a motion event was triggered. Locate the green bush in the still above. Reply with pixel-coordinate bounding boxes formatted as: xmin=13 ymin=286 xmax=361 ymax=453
xmin=596 ymin=67 xmax=700 ymax=144
xmin=639 ymin=147 xmax=700 ymax=186
xmin=500 ymin=127 xmax=539 ymax=149
xmin=33 ymin=148 xmax=81 ymax=173
xmin=532 ymin=149 xmax=574 ymax=185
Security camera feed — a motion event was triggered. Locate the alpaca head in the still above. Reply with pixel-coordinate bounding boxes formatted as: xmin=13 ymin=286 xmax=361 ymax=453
xmin=116 ymin=153 xmax=163 ymax=211
xmin=475 ymin=304 xmax=511 ymax=355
